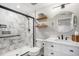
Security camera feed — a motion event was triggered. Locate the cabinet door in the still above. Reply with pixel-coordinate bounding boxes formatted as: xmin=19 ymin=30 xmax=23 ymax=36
xmin=44 ymin=49 xmax=70 ymax=56
xmin=61 ymin=45 xmax=79 ymax=56
xmin=44 ymin=41 xmax=79 ymax=56
xmin=44 ymin=42 xmax=64 ymax=52
xmin=44 ymin=42 xmax=66 ymax=56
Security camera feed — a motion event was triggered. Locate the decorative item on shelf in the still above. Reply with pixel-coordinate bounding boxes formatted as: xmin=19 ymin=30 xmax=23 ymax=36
xmin=2 ymin=31 xmax=11 ymax=34
xmin=0 ymin=24 xmax=7 ymax=28
xmin=35 ymin=23 xmax=48 ymax=29
xmin=37 ymin=13 xmax=48 ymax=21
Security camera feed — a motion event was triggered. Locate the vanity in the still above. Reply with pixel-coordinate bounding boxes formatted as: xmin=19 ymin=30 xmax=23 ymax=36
xmin=43 ymin=11 xmax=79 ymax=56
xmin=44 ymin=38 xmax=79 ymax=56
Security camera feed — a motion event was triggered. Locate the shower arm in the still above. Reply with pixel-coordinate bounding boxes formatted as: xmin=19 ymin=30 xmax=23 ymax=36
xmin=0 ymin=5 xmax=37 ymax=47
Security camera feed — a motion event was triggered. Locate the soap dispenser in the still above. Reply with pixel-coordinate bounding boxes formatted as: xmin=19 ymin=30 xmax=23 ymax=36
xmin=72 ymin=30 xmax=79 ymax=42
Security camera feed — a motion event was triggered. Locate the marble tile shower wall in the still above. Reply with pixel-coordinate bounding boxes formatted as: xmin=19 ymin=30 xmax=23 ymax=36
xmin=0 ymin=8 xmax=32 ymax=55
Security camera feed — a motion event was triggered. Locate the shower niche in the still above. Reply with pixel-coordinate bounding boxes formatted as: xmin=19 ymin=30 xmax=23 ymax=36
xmin=0 ymin=8 xmax=33 ymax=55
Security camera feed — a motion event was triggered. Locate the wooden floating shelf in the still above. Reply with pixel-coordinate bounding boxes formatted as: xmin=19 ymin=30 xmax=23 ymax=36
xmin=37 ymin=16 xmax=48 ymax=20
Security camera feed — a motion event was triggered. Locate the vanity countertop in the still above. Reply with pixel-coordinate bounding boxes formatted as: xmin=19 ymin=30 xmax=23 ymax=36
xmin=46 ymin=37 xmax=79 ymax=47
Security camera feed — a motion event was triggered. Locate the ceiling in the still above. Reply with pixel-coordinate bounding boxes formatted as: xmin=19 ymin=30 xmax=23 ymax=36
xmin=0 ymin=3 xmax=63 ymax=16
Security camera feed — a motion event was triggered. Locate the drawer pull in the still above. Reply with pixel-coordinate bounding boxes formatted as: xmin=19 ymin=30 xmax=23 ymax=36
xmin=43 ymin=43 xmax=44 ymax=45
xmin=70 ymin=50 xmax=74 ymax=52
xmin=51 ymin=53 xmax=54 ymax=55
xmin=51 ymin=45 xmax=54 ymax=47
xmin=27 ymin=54 xmax=30 ymax=56
xmin=16 ymin=54 xmax=19 ymax=56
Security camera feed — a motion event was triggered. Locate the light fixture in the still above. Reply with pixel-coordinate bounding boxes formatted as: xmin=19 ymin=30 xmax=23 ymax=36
xmin=16 ymin=5 xmax=20 ymax=8
xmin=61 ymin=4 xmax=65 ymax=9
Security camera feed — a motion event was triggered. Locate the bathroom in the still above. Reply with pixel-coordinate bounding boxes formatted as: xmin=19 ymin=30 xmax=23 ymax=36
xmin=0 ymin=3 xmax=79 ymax=56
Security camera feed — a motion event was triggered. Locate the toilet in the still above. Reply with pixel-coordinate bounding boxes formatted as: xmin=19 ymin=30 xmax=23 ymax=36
xmin=29 ymin=47 xmax=41 ymax=56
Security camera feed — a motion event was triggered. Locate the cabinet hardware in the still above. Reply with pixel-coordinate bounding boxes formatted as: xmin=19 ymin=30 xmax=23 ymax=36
xmin=51 ymin=45 xmax=54 ymax=47
xmin=16 ymin=54 xmax=19 ymax=56
xmin=51 ymin=53 xmax=54 ymax=55
xmin=70 ymin=50 xmax=74 ymax=52
xmin=43 ymin=43 xmax=44 ymax=45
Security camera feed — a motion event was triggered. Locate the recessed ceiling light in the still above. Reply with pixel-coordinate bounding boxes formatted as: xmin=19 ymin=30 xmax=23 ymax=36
xmin=16 ymin=5 xmax=20 ymax=8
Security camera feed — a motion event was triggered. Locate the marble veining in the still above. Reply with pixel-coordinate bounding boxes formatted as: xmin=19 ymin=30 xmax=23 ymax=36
xmin=0 ymin=9 xmax=33 ymax=55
